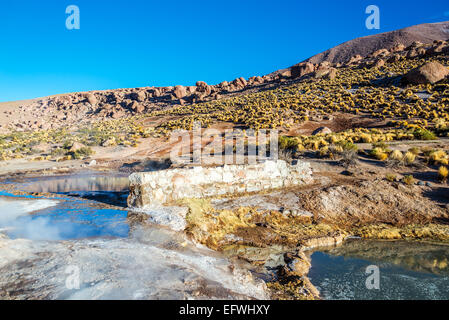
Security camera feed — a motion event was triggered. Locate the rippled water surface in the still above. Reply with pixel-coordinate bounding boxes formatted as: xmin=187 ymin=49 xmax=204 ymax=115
xmin=308 ymin=240 xmax=449 ymax=300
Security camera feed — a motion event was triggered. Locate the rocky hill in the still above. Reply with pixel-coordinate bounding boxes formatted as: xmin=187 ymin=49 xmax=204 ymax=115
xmin=306 ymin=21 xmax=449 ymax=65
xmin=1 ymin=21 xmax=449 ymax=134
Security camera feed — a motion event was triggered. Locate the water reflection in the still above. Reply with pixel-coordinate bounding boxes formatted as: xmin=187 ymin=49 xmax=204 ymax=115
xmin=308 ymin=240 xmax=449 ymax=300
xmin=9 ymin=173 xmax=130 ymax=207
xmin=12 ymin=173 xmax=129 ymax=193
xmin=0 ymin=197 xmax=129 ymax=240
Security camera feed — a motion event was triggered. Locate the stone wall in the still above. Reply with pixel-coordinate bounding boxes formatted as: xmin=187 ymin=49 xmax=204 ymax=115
xmin=127 ymin=160 xmax=313 ymax=208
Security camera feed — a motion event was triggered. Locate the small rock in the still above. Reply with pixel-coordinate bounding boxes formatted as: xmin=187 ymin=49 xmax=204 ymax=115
xmin=341 ymin=170 xmax=354 ymax=176
xmin=88 ymin=160 xmax=97 ymax=166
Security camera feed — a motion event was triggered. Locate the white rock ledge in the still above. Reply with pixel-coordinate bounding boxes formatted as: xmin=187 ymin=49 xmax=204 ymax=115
xmin=127 ymin=160 xmax=313 ymax=209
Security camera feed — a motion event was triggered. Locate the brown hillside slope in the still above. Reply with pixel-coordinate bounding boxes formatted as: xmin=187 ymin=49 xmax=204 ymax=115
xmin=306 ymin=21 xmax=449 ymax=65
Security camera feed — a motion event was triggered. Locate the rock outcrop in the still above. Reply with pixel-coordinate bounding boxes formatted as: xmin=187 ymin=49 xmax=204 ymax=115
xmin=403 ymin=61 xmax=449 ymax=84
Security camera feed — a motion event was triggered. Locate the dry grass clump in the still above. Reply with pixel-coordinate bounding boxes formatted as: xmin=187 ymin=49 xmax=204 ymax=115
xmin=403 ymin=175 xmax=415 ymax=185
xmin=355 ymin=224 xmax=449 ymax=242
xmin=385 ymin=173 xmax=397 ymax=182
xmin=181 ymin=198 xmax=340 ymax=251
xmin=403 ymin=151 xmax=416 ymax=164
xmin=429 ymin=150 xmax=449 ymax=166
xmin=389 ymin=150 xmax=403 ymax=161
xmin=438 ymin=166 xmax=449 ymax=182
xmin=370 ymin=147 xmax=389 ymax=161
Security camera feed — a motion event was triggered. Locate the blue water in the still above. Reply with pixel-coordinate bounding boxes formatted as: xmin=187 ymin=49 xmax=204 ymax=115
xmin=308 ymin=240 xmax=449 ymax=300
xmin=0 ymin=174 xmax=130 ymax=240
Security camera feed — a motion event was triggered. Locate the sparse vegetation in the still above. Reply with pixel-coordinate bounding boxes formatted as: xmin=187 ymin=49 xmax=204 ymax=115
xmin=438 ymin=166 xmax=448 ymax=182
xmin=403 ymin=175 xmax=415 ymax=185
xmin=386 ymin=173 xmax=397 ymax=182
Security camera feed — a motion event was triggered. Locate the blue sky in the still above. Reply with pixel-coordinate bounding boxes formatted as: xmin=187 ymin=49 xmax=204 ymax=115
xmin=0 ymin=0 xmax=448 ymax=102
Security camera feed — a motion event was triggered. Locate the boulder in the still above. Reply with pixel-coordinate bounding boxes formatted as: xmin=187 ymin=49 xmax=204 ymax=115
xmin=326 ymin=68 xmax=337 ymax=80
xmin=231 ymin=77 xmax=247 ymax=90
xmin=218 ymin=81 xmax=229 ymax=88
xmin=312 ymin=127 xmax=332 ymax=135
xmin=254 ymin=76 xmax=263 ymax=84
xmin=291 ymin=62 xmax=315 ymax=78
xmin=85 ymin=94 xmax=97 ymax=106
xmin=129 ymin=101 xmax=145 ymax=113
xmin=173 ymin=85 xmax=187 ymax=99
xmin=110 ymin=109 xmax=125 ymax=119
xmin=372 ymin=59 xmax=385 ymax=69
xmin=347 ymin=55 xmax=363 ymax=65
xmin=404 ymin=61 xmax=449 ymax=85
xmin=426 ymin=44 xmax=446 ymax=56
xmin=387 ymin=54 xmax=402 ymax=63
xmin=390 ymin=44 xmax=405 ymax=53
xmin=130 ymin=91 xmax=146 ymax=102
xmin=372 ymin=49 xmax=389 ymax=58
xmin=314 ymin=67 xmax=332 ymax=79
xmin=279 ymin=70 xmax=292 ymax=78
xmin=196 ymin=81 xmax=208 ymax=90
xmin=150 ymin=88 xmax=162 ymax=97
xmin=195 ymin=81 xmax=212 ymax=97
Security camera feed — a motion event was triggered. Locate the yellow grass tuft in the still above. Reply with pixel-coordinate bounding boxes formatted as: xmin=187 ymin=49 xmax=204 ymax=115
xmin=438 ymin=166 xmax=448 ymax=182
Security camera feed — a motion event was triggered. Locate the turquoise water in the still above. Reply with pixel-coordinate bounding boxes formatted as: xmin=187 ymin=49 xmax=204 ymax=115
xmin=0 ymin=174 xmax=130 ymax=240
xmin=308 ymin=240 xmax=449 ymax=300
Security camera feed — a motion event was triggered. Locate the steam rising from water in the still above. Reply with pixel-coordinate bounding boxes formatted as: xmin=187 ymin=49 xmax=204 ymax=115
xmin=0 ymin=198 xmax=61 ymax=240
xmin=0 ymin=196 xmax=267 ymax=300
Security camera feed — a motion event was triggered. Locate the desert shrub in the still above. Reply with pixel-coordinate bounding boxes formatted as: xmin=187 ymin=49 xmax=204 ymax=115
xmin=279 ymin=136 xmax=299 ymax=151
xmin=421 ymin=147 xmax=435 ymax=157
xmin=403 ymin=152 xmax=416 ymax=165
xmin=63 ymin=140 xmax=74 ymax=149
xmin=386 ymin=173 xmax=397 ymax=182
xmin=370 ymin=147 xmax=388 ymax=161
xmin=279 ymin=148 xmax=295 ymax=162
xmin=429 ymin=150 xmax=449 ymax=165
xmin=339 ymin=149 xmax=358 ymax=168
xmin=389 ymin=150 xmax=403 ymax=161
xmin=50 ymin=148 xmax=67 ymax=157
xmin=413 ymin=128 xmax=436 ymax=141
xmin=71 ymin=147 xmax=95 ymax=159
xmin=372 ymin=142 xmax=388 ymax=149
xmin=337 ymin=140 xmax=358 ymax=152
xmin=403 ymin=175 xmax=415 ymax=185
xmin=438 ymin=166 xmax=448 ymax=182
xmin=408 ymin=147 xmax=420 ymax=155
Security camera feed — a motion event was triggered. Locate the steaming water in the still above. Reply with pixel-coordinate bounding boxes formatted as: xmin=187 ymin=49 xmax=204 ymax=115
xmin=308 ymin=240 xmax=449 ymax=300
xmin=3 ymin=173 xmax=448 ymax=300
xmin=0 ymin=174 xmax=267 ymax=300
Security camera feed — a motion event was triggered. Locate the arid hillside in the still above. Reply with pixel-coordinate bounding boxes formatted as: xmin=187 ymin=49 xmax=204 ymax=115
xmin=1 ymin=21 xmax=448 ymax=135
xmin=306 ymin=21 xmax=449 ymax=64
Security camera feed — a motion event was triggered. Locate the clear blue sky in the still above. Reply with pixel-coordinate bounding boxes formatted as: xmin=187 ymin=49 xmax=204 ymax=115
xmin=1 ymin=0 xmax=448 ymax=102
